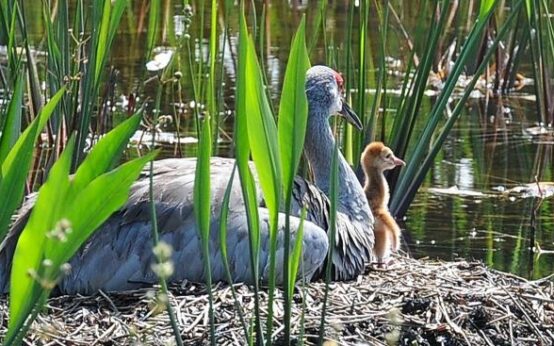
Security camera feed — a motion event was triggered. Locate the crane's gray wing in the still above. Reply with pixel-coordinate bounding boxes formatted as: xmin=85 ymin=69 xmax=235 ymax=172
xmin=54 ymin=158 xmax=328 ymax=294
xmin=0 ymin=158 xmax=335 ymax=295
xmin=292 ymin=176 xmax=373 ymax=281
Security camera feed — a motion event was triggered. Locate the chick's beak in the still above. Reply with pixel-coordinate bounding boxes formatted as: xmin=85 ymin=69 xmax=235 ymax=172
xmin=339 ymin=101 xmax=363 ymax=130
xmin=393 ymin=156 xmax=406 ymax=166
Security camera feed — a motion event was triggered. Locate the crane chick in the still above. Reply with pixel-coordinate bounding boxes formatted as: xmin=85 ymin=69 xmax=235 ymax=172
xmin=361 ymin=142 xmax=405 ymax=268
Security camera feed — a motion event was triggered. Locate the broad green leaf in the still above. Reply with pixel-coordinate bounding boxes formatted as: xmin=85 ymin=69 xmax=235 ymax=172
xmin=277 ymin=17 xmax=310 ymax=343
xmin=46 ymin=150 xmax=158 ymax=267
xmin=278 ymin=17 xmax=310 ymax=199
xmin=235 ymin=9 xmax=261 ymax=277
xmin=0 ymin=87 xmax=66 ymax=239
xmin=72 ymin=112 xmax=142 ymax=192
xmin=7 ymin=112 xmax=156 ymax=344
xmin=234 ymin=10 xmax=264 ymax=344
xmin=245 ymin=36 xmax=282 ymax=216
xmin=7 ymin=136 xmax=75 ymax=344
xmin=244 ymin=21 xmax=283 ymax=344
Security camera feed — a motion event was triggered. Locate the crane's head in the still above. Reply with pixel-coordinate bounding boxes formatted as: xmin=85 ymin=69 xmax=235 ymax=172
xmin=305 ymin=65 xmax=362 ymax=130
xmin=361 ymin=141 xmax=405 ymax=173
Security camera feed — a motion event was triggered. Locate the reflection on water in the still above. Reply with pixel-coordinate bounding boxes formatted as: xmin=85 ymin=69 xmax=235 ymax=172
xmin=406 ymin=98 xmax=553 ymax=279
xmin=19 ymin=0 xmax=553 ymax=279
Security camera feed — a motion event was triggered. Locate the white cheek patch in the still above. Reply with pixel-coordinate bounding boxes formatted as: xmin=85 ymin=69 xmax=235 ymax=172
xmin=329 ymin=85 xmax=342 ymax=114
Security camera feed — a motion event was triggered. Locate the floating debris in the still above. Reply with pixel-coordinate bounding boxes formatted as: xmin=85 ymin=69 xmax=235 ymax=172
xmin=426 ymin=185 xmax=488 ymax=198
xmin=503 ymin=182 xmax=554 ymax=199
xmin=427 ymin=183 xmax=554 ymax=200
xmin=1 ymin=256 xmax=552 ymax=345
xmin=129 ymin=130 xmax=198 ymax=147
xmin=525 ymin=126 xmax=553 ymax=137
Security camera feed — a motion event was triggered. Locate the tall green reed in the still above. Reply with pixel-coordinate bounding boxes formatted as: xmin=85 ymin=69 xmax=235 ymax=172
xmin=525 ymin=0 xmax=554 ymax=125
xmin=317 ymin=142 xmax=339 ymax=345
xmin=234 ymin=7 xmax=311 ymax=344
xmin=192 ymin=0 xmax=219 ymax=343
xmin=277 ymin=17 xmax=310 ymax=345
xmin=70 ymin=0 xmax=127 ymax=169
xmin=390 ymin=0 xmax=524 ymax=217
xmin=235 ymin=7 xmax=264 ymax=344
xmin=33 ymin=0 xmax=128 ymax=178
xmin=148 ymin=82 xmax=184 ymax=346
xmin=144 ymin=3 xmax=184 ymax=344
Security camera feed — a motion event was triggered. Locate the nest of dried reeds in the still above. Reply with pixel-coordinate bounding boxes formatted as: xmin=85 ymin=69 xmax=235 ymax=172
xmin=1 ymin=256 xmax=553 ymax=345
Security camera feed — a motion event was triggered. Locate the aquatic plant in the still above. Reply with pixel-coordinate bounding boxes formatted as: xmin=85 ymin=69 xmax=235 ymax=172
xmin=5 ymin=114 xmax=156 ymax=345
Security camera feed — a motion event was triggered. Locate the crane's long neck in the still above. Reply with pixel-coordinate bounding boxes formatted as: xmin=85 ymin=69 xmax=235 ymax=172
xmin=304 ymin=112 xmax=371 ymax=221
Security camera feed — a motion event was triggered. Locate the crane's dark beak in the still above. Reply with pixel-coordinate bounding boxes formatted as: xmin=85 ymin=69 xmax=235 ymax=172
xmin=339 ymin=101 xmax=362 ymax=130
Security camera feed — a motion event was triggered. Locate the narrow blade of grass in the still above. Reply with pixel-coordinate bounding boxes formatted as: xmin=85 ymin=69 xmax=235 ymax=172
xmin=318 ymin=142 xmax=339 ymax=344
xmin=0 ymin=75 xmax=23 ymax=163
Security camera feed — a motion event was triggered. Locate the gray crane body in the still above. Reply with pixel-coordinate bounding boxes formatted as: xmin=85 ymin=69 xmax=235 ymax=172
xmin=0 ymin=66 xmax=374 ymax=295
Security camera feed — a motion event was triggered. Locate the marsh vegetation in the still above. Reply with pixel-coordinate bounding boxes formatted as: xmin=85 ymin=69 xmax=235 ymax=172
xmin=0 ymin=0 xmax=553 ymax=344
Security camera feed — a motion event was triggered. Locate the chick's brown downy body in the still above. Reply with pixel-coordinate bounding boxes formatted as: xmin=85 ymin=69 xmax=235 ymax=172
xmin=361 ymin=142 xmax=405 ymax=266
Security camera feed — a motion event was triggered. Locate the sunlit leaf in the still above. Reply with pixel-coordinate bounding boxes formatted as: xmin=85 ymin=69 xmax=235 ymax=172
xmin=6 ymin=117 xmax=156 ymax=344
xmin=7 ymin=136 xmax=75 ymax=345
xmin=278 ymin=17 xmax=310 ymax=199
xmin=0 ymin=87 xmax=65 ymax=240
xmin=72 ymin=112 xmax=142 ymax=192
xmin=0 ymin=75 xmax=23 ymax=163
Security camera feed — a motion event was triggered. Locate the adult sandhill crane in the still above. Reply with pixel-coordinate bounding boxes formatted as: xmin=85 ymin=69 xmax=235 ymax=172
xmin=0 ymin=66 xmax=374 ymax=294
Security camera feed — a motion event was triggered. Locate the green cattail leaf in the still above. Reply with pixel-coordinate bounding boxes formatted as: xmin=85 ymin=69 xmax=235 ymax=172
xmin=94 ymin=0 xmax=112 ymax=82
xmin=244 ymin=35 xmax=281 ymax=217
xmin=479 ymin=0 xmax=496 ymax=20
xmin=0 ymin=87 xmax=66 ymax=240
xmin=288 ymin=207 xmax=306 ymax=299
xmin=47 ymin=150 xmax=158 ymax=268
xmin=72 ymin=112 xmax=143 ymax=193
xmin=0 ymin=75 xmax=24 ymax=163
xmin=278 ymin=17 xmax=311 ymax=199
xmin=7 ymin=115 xmax=156 ymax=344
xmin=7 ymin=136 xmax=75 ymax=345
xmin=193 ymin=115 xmax=212 ymax=269
xmin=145 ymin=0 xmax=160 ymax=59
